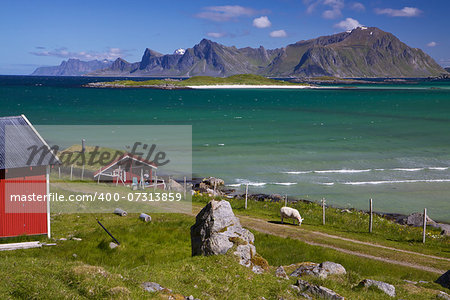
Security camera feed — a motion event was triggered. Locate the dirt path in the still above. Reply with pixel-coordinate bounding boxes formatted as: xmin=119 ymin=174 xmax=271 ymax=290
xmin=239 ymin=216 xmax=448 ymax=274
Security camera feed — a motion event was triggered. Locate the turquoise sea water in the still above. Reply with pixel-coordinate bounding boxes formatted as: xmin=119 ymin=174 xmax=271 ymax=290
xmin=1 ymin=76 xmax=449 ymax=221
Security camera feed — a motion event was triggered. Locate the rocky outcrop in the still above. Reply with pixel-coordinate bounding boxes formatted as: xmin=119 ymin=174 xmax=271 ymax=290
xmin=406 ymin=212 xmax=436 ymax=227
xmin=290 ymin=261 xmax=346 ymax=279
xmin=294 ymin=279 xmax=345 ymax=300
xmin=436 ymin=270 xmax=450 ymax=289
xmin=358 ymin=279 xmax=396 ymax=297
xmin=191 ymin=200 xmax=266 ymax=271
xmin=196 ymin=177 xmax=225 ymax=196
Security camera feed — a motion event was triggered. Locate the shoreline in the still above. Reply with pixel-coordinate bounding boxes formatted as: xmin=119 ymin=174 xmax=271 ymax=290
xmin=186 ymin=84 xmax=318 ymax=89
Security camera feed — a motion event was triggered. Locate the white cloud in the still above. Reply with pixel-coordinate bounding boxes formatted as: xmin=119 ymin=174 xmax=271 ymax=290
xmin=196 ymin=5 xmax=255 ymax=22
xmin=253 ymin=16 xmax=271 ymax=28
xmin=304 ymin=0 xmax=343 ymax=19
xmin=427 ymin=41 xmax=437 ymax=47
xmin=375 ymin=7 xmax=422 ymax=17
xmin=30 ymin=47 xmax=127 ymax=60
xmin=206 ymin=32 xmax=227 ymax=38
xmin=270 ymin=30 xmax=287 ymax=38
xmin=334 ymin=18 xmax=363 ymax=30
xmin=351 ymin=2 xmax=365 ymax=12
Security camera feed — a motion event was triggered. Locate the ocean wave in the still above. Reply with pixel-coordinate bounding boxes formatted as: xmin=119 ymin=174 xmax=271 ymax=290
xmin=228 ymin=181 xmax=296 ymax=187
xmin=315 ymin=169 xmax=372 ymax=174
xmin=320 ymin=182 xmax=335 ymax=186
xmin=341 ymin=179 xmax=450 ymax=185
xmin=429 ymin=167 xmax=449 ymax=170
xmin=391 ymin=168 xmax=424 ymax=172
xmin=282 ymin=166 xmax=449 ymax=175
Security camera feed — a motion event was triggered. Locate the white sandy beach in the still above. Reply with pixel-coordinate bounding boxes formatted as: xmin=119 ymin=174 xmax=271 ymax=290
xmin=187 ymin=84 xmax=319 ymax=89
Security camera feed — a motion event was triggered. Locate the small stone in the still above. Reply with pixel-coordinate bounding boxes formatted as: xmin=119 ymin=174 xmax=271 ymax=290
xmin=319 ymin=261 xmax=346 ymax=276
xmin=275 ymin=266 xmax=289 ymax=279
xmin=295 ymin=279 xmax=344 ymax=300
xmin=252 ymin=265 xmax=264 ymax=274
xmin=109 ymin=242 xmax=119 ymax=249
xmin=59 ymin=238 xmax=67 ymax=241
xmin=300 ymin=293 xmax=312 ymax=300
xmin=438 ymin=291 xmax=450 ymax=300
xmin=403 ymin=279 xmax=417 ymax=284
xmin=72 ymin=254 xmax=78 ymax=258
xmin=194 ymin=285 xmax=198 ymax=288
xmin=186 ymin=296 xmax=194 ymax=300
xmin=290 ymin=284 xmax=302 ymax=293
xmin=72 ymin=237 xmax=82 ymax=241
xmin=359 ymin=279 xmax=396 ymax=297
xmin=141 ymin=282 xmax=168 ymax=293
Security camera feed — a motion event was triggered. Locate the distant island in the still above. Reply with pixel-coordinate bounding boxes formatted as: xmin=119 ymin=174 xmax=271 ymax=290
xmin=32 ymin=27 xmax=448 ymax=78
xmin=31 ymin=59 xmax=112 ymax=76
xmin=85 ymin=74 xmax=311 ymax=89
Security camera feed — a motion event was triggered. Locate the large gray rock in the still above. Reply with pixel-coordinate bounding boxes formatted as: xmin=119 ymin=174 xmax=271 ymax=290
xmin=436 ymin=270 xmax=450 ymax=289
xmin=290 ymin=261 xmax=346 ymax=279
xmin=296 ymin=279 xmax=345 ymax=300
xmin=359 ymin=279 xmax=396 ymax=297
xmin=407 ymin=212 xmax=436 ymax=227
xmin=191 ymin=200 xmax=257 ymax=269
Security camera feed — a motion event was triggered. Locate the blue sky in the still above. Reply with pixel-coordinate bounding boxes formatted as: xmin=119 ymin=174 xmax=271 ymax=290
xmin=1 ymin=0 xmax=449 ymax=74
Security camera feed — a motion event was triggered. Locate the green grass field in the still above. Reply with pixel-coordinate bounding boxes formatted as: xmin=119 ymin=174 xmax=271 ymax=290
xmin=0 ymin=212 xmax=448 ymax=299
xmin=0 ymin=181 xmax=449 ymax=299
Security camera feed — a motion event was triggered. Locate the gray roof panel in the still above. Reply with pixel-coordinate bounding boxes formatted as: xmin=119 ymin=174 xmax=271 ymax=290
xmin=0 ymin=115 xmax=59 ymax=169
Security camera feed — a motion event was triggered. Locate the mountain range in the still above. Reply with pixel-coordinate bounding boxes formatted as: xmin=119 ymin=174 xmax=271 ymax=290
xmin=31 ymin=27 xmax=447 ymax=78
xmin=31 ymin=59 xmax=112 ymax=76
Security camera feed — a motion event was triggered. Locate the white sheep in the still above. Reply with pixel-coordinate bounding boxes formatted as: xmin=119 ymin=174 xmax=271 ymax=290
xmin=280 ymin=206 xmax=304 ymax=226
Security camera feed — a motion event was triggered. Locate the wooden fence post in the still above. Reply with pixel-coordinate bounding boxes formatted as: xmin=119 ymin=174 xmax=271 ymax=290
xmin=245 ymin=184 xmax=248 ymax=209
xmin=70 ymin=165 xmax=73 ymax=181
xmin=322 ymin=198 xmax=326 ymax=225
xmin=423 ymin=208 xmax=427 ymax=244
xmin=184 ymin=176 xmax=187 ymax=199
xmin=58 ymin=167 xmax=61 ymax=179
xmin=369 ymin=198 xmax=373 ymax=233
xmin=81 ymin=165 xmax=85 ymax=180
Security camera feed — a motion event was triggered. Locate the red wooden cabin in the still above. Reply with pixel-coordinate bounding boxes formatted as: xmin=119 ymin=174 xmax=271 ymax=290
xmin=0 ymin=115 xmax=58 ymax=238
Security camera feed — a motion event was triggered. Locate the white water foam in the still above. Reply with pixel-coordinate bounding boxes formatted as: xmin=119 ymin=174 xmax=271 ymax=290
xmin=315 ymin=169 xmax=371 ymax=174
xmin=283 ymin=166 xmax=449 ymax=175
xmin=391 ymin=168 xmax=424 ymax=172
xmin=429 ymin=167 xmax=449 ymax=170
xmin=341 ymin=179 xmax=450 ymax=185
xmin=282 ymin=171 xmax=312 ymax=174
xmin=273 ymin=182 xmax=297 ymax=186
